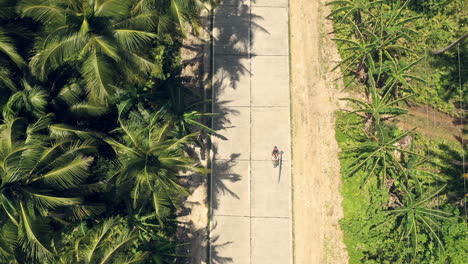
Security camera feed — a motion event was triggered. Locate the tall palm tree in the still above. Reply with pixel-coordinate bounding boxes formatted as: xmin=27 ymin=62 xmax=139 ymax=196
xmin=163 ymin=84 xmax=216 ymax=138
xmin=105 ymin=102 xmax=207 ymax=224
xmin=51 ymin=82 xmax=110 ymax=118
xmin=55 ymin=217 xmax=148 ymax=264
xmin=18 ymin=0 xmax=159 ymax=103
xmin=0 ymin=114 xmax=97 ymax=261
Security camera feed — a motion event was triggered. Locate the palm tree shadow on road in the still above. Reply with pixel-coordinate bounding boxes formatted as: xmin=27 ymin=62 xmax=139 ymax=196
xmin=177 ymin=1 xmax=267 ymax=263
xmin=211 ymin=151 xmax=242 ymax=210
xmin=208 ymin=1 xmax=267 ymax=263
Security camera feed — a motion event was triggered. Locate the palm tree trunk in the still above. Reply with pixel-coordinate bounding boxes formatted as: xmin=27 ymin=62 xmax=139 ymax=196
xmin=432 ymin=33 xmax=468 ymax=55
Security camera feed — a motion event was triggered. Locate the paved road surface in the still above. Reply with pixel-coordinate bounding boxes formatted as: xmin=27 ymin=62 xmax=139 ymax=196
xmin=210 ymin=0 xmax=292 ymax=263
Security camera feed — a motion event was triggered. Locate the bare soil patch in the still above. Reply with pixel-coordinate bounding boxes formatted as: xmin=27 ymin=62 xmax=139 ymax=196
xmin=290 ymin=0 xmax=349 ymax=263
xmin=176 ymin=12 xmax=212 ymax=264
xmin=395 ymin=106 xmax=465 ymax=143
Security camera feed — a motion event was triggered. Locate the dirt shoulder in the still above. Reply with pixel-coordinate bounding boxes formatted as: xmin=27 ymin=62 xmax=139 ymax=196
xmin=176 ymin=12 xmax=212 ymax=264
xmin=290 ymin=0 xmax=349 ymax=263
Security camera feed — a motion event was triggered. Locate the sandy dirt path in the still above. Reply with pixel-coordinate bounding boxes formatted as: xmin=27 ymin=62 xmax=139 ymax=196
xmin=290 ymin=0 xmax=349 ymax=263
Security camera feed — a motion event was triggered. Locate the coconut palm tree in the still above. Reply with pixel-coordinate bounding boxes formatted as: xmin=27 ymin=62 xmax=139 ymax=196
xmin=105 ymin=102 xmax=207 ymax=224
xmin=131 ymin=0 xmax=210 ymax=35
xmin=55 ymin=217 xmax=148 ymax=264
xmin=2 ymin=79 xmax=48 ymax=119
xmin=0 ymin=0 xmax=26 ymax=91
xmin=51 ymin=82 xmax=110 ymax=118
xmin=163 ymin=84 xmax=216 ymax=138
xmin=18 ymin=0 xmax=159 ymax=103
xmin=0 ymin=114 xmax=97 ymax=261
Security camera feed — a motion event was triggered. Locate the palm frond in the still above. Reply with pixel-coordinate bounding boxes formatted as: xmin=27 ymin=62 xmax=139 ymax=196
xmin=66 ymin=204 xmax=106 ymax=221
xmin=49 ymin=124 xmax=101 ymax=140
xmin=31 ymin=155 xmax=93 ymax=189
xmin=69 ymin=102 xmax=110 ymax=117
xmin=18 ymin=0 xmax=65 ymax=24
xmin=23 ymin=191 xmax=81 ymax=210
xmin=113 ymin=12 xmax=158 ymax=30
xmin=98 ymin=229 xmax=137 ymax=264
xmin=0 ymin=31 xmax=26 ymax=67
xmin=81 ymin=52 xmax=116 ymax=103
xmin=0 ymin=221 xmax=17 ymax=258
xmin=30 ymin=34 xmax=85 ymax=80
xmin=162 ymin=0 xmax=201 ymax=35
xmin=17 ymin=202 xmax=53 ymax=260
xmin=114 ymin=29 xmax=157 ymax=51
xmin=0 ymin=65 xmax=16 ymax=91
xmin=95 ymin=0 xmax=132 ymax=19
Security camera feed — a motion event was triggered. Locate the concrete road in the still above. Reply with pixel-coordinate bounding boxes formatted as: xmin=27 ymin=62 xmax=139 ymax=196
xmin=210 ymin=0 xmax=292 ymax=263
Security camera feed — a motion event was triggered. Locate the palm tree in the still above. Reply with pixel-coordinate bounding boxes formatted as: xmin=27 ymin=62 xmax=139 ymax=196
xmin=343 ymin=126 xmax=421 ymax=188
xmin=2 ymin=79 xmax=47 ymax=119
xmin=51 ymin=82 xmax=110 ymax=118
xmin=327 ymin=0 xmax=383 ymax=26
xmin=0 ymin=0 xmax=26 ymax=91
xmin=163 ymin=84 xmax=216 ymax=138
xmin=105 ymin=102 xmax=207 ymax=224
xmin=387 ymin=185 xmax=453 ymax=260
xmin=0 ymin=114 xmax=97 ymax=261
xmin=55 ymin=217 xmax=148 ymax=264
xmin=131 ymin=0 xmax=209 ymax=35
xmin=18 ymin=0 xmax=159 ymax=103
xmin=342 ymin=73 xmax=409 ymax=132
xmin=332 ymin=0 xmax=420 ymax=79
xmin=379 ymin=54 xmax=425 ymax=97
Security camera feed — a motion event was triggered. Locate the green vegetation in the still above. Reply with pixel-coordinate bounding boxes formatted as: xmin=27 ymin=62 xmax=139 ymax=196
xmin=329 ymin=0 xmax=467 ymax=262
xmin=337 ymin=113 xmax=466 ymax=263
xmin=0 ymin=0 xmax=214 ymax=263
xmin=330 ymin=0 xmax=467 ymax=114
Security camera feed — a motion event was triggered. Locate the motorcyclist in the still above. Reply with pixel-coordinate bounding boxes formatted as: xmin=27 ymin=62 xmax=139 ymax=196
xmin=272 ymin=146 xmax=280 ymax=168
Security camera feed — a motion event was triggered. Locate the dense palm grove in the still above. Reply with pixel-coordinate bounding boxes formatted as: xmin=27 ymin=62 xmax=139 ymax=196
xmin=329 ymin=0 xmax=467 ymax=263
xmin=0 ymin=0 xmax=212 ymax=263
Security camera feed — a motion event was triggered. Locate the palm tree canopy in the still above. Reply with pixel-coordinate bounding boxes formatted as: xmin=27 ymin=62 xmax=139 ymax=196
xmin=55 ymin=217 xmax=149 ymax=264
xmin=106 ymin=103 xmax=207 ymax=223
xmin=0 ymin=22 xmax=26 ymax=91
xmin=0 ymin=114 xmax=96 ymax=261
xmin=387 ymin=185 xmax=454 ymax=258
xmin=19 ymin=0 xmax=159 ymax=103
